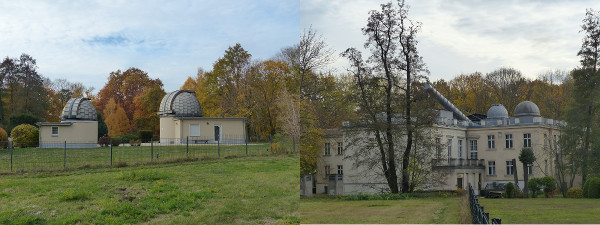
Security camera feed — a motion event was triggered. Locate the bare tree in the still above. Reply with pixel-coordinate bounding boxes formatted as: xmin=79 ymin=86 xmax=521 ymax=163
xmin=485 ymin=67 xmax=530 ymax=115
xmin=342 ymin=0 xmax=431 ymax=193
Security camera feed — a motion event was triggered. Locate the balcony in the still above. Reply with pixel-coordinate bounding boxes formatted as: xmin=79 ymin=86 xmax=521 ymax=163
xmin=432 ymin=158 xmax=485 ymax=169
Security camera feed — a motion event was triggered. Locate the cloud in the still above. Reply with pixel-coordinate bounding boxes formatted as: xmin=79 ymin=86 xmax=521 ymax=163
xmin=84 ymin=34 xmax=129 ymax=46
xmin=302 ymin=0 xmax=591 ymax=80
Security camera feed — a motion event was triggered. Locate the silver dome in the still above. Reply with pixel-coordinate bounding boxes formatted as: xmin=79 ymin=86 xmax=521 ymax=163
xmin=487 ymin=104 xmax=509 ymax=119
xmin=514 ymin=101 xmax=540 ymax=117
xmin=158 ymin=90 xmax=202 ymax=117
xmin=60 ymin=98 xmax=97 ymax=121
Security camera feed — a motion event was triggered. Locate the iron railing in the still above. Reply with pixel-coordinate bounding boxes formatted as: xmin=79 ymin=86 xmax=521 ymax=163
xmin=469 ymin=185 xmax=501 ymax=224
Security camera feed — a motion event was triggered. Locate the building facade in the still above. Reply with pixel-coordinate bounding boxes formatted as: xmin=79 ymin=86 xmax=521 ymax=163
xmin=315 ymin=85 xmax=581 ymax=195
xmin=37 ymin=97 xmax=99 ymax=148
xmin=158 ymin=90 xmax=246 ymax=144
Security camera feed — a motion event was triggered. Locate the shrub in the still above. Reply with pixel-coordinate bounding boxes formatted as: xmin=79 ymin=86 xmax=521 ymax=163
xmin=567 ymin=187 xmax=583 ymax=198
xmin=505 ymin=182 xmax=515 ymax=198
xmin=0 ymin=127 xmax=8 ymax=148
xmin=583 ymin=177 xmax=600 ymax=198
xmin=455 ymin=187 xmax=464 ymax=196
xmin=11 ymin=124 xmax=39 ymax=148
xmin=59 ymin=189 xmax=91 ymax=201
xmin=99 ymin=137 xmax=111 ymax=147
xmin=541 ymin=176 xmax=557 ymax=198
xmin=110 ymin=137 xmax=122 ymax=146
xmin=529 ymin=178 xmax=541 ymax=198
xmin=139 ymin=130 xmax=153 ymax=142
xmin=129 ymin=139 xmax=141 ymax=146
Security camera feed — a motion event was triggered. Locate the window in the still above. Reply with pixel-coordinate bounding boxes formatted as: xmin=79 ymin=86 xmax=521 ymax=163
xmin=447 ymin=139 xmax=452 ymax=159
xmin=488 ymin=135 xmax=495 ymax=149
xmin=51 ymin=127 xmax=59 ymax=137
xmin=337 ymin=165 xmax=343 ymax=175
xmin=324 ymin=143 xmax=331 ymax=155
xmin=337 ymin=142 xmax=343 ymax=155
xmin=436 ymin=138 xmax=441 ymax=158
xmin=506 ymin=161 xmax=514 ymax=175
xmin=324 ymin=165 xmax=330 ymax=175
xmin=470 ymin=140 xmax=478 ymax=159
xmin=524 ymin=133 xmax=531 ymax=148
xmin=488 ymin=161 xmax=496 ymax=175
xmin=505 ymin=134 xmax=513 ymax=149
xmin=458 ymin=140 xmax=463 ymax=158
xmin=527 ymin=163 xmax=533 ymax=175
xmin=189 ymin=124 xmax=200 ymax=137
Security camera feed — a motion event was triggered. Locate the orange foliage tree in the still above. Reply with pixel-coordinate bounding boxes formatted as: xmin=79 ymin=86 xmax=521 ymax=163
xmin=103 ymin=98 xmax=131 ymax=136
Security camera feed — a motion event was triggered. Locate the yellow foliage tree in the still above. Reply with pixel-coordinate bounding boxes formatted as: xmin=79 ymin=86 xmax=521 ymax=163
xmin=104 ymin=98 xmax=130 ymax=136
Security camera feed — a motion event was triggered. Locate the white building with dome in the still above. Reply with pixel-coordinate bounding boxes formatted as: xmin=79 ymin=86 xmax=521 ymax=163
xmin=314 ymin=85 xmax=582 ymax=195
xmin=158 ymin=90 xmax=247 ymax=144
xmin=37 ymin=97 xmax=99 ymax=148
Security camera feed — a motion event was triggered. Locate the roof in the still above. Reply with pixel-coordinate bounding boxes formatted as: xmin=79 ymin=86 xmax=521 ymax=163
xmin=514 ymin=101 xmax=540 ymax=117
xmin=158 ymin=90 xmax=202 ymax=117
xmin=59 ymin=98 xmax=97 ymax=121
xmin=487 ymin=104 xmax=509 ymax=119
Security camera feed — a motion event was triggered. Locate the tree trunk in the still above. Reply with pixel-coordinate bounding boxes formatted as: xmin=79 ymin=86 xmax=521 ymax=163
xmin=513 ymin=159 xmax=519 ymax=191
xmin=523 ymin=162 xmax=529 ymax=198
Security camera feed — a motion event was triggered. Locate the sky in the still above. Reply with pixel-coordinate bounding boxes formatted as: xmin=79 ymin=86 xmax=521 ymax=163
xmin=301 ymin=0 xmax=598 ymax=82
xmin=0 ymin=0 xmax=299 ymax=93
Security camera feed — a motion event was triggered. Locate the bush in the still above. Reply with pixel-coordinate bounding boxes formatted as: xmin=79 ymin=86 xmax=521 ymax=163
xmin=455 ymin=187 xmax=464 ymax=196
xmin=11 ymin=124 xmax=39 ymax=148
xmin=567 ymin=187 xmax=583 ymax=198
xmin=129 ymin=139 xmax=141 ymax=146
xmin=0 ymin=127 xmax=8 ymax=148
xmin=139 ymin=130 xmax=153 ymax=142
xmin=99 ymin=137 xmax=111 ymax=147
xmin=505 ymin=182 xmax=515 ymax=198
xmin=8 ymin=114 xmax=38 ymax=132
xmin=529 ymin=178 xmax=541 ymax=198
xmin=541 ymin=176 xmax=557 ymax=198
xmin=583 ymin=177 xmax=600 ymax=198
xmin=110 ymin=137 xmax=122 ymax=146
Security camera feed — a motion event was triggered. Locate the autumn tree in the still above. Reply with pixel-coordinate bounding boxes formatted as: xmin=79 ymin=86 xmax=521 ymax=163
xmin=0 ymin=54 xmax=48 ymax=122
xmin=96 ymin=67 xmax=163 ymax=133
xmin=103 ymin=98 xmax=130 ymax=136
xmin=342 ymin=0 xmax=433 ymax=193
xmin=485 ymin=67 xmax=531 ymax=115
xmin=132 ymin=85 xmax=165 ymax=135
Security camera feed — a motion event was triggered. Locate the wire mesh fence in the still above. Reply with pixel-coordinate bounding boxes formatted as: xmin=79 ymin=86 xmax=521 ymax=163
xmin=0 ymin=135 xmax=280 ymax=173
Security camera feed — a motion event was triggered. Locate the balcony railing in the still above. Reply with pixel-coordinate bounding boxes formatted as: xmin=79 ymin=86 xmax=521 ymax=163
xmin=432 ymin=158 xmax=486 ymax=168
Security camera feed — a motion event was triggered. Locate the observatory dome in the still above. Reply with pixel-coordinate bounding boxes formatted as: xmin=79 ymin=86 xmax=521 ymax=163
xmin=487 ymin=104 xmax=509 ymax=119
xmin=514 ymin=101 xmax=541 ymax=117
xmin=158 ymin=90 xmax=202 ymax=117
xmin=60 ymin=98 xmax=97 ymax=121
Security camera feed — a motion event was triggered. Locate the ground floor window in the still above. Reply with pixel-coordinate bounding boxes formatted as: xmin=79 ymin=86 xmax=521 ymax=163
xmin=337 ymin=165 xmax=343 ymax=175
xmin=51 ymin=126 xmax=59 ymax=137
xmin=506 ymin=161 xmax=514 ymax=175
xmin=488 ymin=161 xmax=495 ymax=175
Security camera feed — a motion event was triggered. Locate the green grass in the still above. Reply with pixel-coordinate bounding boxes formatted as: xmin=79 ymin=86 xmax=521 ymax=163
xmin=478 ymin=197 xmax=600 ymax=224
xmin=0 ymin=142 xmax=272 ymax=173
xmin=0 ymin=155 xmax=299 ymax=224
xmin=300 ymin=197 xmax=462 ymax=224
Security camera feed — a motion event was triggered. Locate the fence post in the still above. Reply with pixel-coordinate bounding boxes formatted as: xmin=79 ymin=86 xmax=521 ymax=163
xmin=186 ymin=136 xmax=189 ymax=157
xmin=10 ymin=141 xmax=13 ymax=172
xmin=151 ymin=138 xmax=154 ymax=162
xmin=218 ymin=138 xmax=220 ymax=158
xmin=63 ymin=141 xmax=67 ymax=170
xmin=110 ymin=138 xmax=113 ymax=167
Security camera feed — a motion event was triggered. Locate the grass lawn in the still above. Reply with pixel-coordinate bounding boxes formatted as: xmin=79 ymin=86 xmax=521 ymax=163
xmin=0 ymin=143 xmax=271 ymax=173
xmin=300 ymin=196 xmax=464 ymax=224
xmin=0 ymin=155 xmax=299 ymax=224
xmin=478 ymin=197 xmax=600 ymax=224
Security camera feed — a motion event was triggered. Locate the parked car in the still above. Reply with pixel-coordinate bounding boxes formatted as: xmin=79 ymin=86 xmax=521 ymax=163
xmin=481 ymin=182 xmax=506 ymax=198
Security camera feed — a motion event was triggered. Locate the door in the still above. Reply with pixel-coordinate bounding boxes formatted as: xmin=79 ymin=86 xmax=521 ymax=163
xmin=214 ymin=125 xmax=221 ymax=141
xmin=457 ymin=178 xmax=463 ymax=189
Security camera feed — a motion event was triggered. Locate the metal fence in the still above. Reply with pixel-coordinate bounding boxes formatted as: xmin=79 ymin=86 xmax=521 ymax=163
xmin=0 ymin=135 xmax=282 ymax=173
xmin=469 ymin=185 xmax=502 ymax=224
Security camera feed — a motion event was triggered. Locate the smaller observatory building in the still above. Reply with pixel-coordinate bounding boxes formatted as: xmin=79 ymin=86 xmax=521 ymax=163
xmin=37 ymin=97 xmax=99 ymax=148
xmin=158 ymin=90 xmax=247 ymax=144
